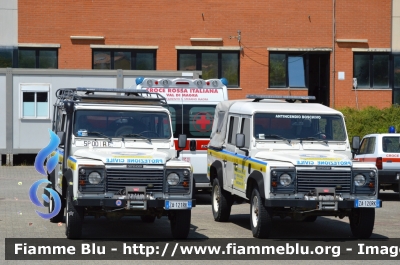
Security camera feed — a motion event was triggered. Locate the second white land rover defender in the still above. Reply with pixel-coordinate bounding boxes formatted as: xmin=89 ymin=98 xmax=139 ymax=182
xmin=207 ymin=95 xmax=381 ymax=239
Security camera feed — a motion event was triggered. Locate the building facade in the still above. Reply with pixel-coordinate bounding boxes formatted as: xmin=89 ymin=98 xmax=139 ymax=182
xmin=1 ymin=0 xmax=400 ymax=109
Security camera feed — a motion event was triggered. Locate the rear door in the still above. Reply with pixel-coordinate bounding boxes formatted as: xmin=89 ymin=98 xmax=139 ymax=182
xmin=169 ymin=103 xmax=216 ymax=185
xmin=382 ymin=136 xmax=400 ymax=171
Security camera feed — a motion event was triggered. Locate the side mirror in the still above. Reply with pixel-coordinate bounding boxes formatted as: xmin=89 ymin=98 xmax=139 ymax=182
xmin=236 ymin=133 xmax=249 ymax=156
xmin=57 ymin=131 xmax=65 ymax=146
xmin=176 ymin=134 xmax=187 ymax=158
xmin=178 ymin=134 xmax=187 ymax=149
xmin=351 ymin=136 xmax=360 ymax=159
xmin=236 ymin=133 xmax=245 ymax=148
xmin=352 ymin=136 xmax=360 ymax=151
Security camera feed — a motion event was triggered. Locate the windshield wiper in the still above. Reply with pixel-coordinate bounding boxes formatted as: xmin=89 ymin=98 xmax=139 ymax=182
xmin=120 ymin=133 xmax=151 ymax=142
xmin=87 ymin=131 xmax=112 ymax=142
xmin=261 ymin=134 xmax=291 ymax=144
xmin=296 ymin=137 xmax=328 ymax=144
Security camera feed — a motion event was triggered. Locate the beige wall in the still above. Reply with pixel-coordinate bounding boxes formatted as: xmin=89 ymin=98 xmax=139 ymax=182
xmin=0 ymin=0 xmax=17 ymax=46
xmin=393 ymin=0 xmax=400 ymax=52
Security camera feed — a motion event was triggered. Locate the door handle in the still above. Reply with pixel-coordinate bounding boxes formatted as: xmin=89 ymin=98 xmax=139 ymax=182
xmin=190 ymin=140 xmax=196 ymax=151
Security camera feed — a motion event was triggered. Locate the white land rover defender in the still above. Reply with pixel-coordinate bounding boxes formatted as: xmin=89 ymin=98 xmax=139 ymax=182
xmin=46 ymin=87 xmax=195 ymax=239
xmin=207 ymin=95 xmax=381 ymax=239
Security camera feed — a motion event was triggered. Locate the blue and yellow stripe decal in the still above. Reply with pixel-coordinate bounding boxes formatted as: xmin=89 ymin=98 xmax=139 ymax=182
xmin=208 ymin=149 xmax=268 ymax=172
xmin=67 ymin=156 xmax=77 ymax=170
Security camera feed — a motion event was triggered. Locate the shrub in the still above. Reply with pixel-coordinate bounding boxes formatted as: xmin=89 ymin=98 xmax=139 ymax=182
xmin=338 ymin=105 xmax=400 ymax=141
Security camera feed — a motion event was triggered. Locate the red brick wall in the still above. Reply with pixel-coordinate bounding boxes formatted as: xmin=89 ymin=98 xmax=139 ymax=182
xmin=18 ymin=0 xmax=392 ymax=109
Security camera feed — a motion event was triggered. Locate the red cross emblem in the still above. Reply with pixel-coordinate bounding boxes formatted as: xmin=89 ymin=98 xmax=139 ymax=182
xmin=193 ymin=112 xmax=212 ymax=132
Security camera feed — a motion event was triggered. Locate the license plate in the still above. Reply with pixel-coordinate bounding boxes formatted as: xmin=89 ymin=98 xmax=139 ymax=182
xmin=165 ymin=200 xmax=192 ymax=210
xmin=355 ymin=199 xmax=381 ymax=208
xmin=75 ymin=140 xmax=122 ymax=148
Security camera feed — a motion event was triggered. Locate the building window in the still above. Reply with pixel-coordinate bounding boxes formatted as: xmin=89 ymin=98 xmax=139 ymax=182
xmin=178 ymin=51 xmax=239 ymax=87
xmin=0 ymin=47 xmax=14 ymax=67
xmin=20 ymin=84 xmax=50 ymax=119
xmin=353 ymin=53 xmax=390 ymax=89
xmin=18 ymin=49 xmax=58 ymax=68
xmin=92 ymin=50 xmax=156 ymax=70
xmin=269 ymin=52 xmax=306 ymax=88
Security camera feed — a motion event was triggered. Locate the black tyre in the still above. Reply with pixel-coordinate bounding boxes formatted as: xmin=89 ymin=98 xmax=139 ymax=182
xmin=65 ymin=188 xmax=84 ymax=239
xmin=250 ymin=188 xmax=272 ymax=238
xmin=43 ymin=184 xmax=51 ymax=207
xmin=170 ymin=210 xmax=191 ymax=239
xmin=141 ymin=215 xmax=156 ymax=223
xmin=349 ymin=208 xmax=375 ymax=239
xmin=302 ymin=216 xmax=318 ymax=222
xmin=211 ymin=178 xmax=232 ymax=222
xmin=49 ymin=190 xmax=65 ymax=223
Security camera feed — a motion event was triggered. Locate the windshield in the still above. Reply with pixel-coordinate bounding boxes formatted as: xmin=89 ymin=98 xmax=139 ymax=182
xmin=253 ymin=113 xmax=347 ymax=141
xmin=73 ymin=110 xmax=172 ymax=139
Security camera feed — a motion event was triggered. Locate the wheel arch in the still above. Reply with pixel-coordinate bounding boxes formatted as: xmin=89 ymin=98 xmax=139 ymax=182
xmin=246 ymin=170 xmax=265 ymax=199
xmin=209 ymin=160 xmax=224 ymax=186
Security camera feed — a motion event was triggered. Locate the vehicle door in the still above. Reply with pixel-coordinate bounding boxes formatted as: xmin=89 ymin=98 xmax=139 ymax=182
xmin=232 ymin=116 xmax=251 ymax=194
xmin=355 ymin=137 xmax=376 ymax=163
xmin=51 ymin=108 xmax=66 ymax=194
xmin=225 ymin=114 xmax=241 ymax=190
xmin=382 ymin=136 xmax=400 ymax=171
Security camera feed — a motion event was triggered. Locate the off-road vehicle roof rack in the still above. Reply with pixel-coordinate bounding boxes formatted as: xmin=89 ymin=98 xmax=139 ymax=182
xmin=55 ymin=87 xmax=168 ymax=106
xmin=246 ymin=94 xmax=316 ymax=103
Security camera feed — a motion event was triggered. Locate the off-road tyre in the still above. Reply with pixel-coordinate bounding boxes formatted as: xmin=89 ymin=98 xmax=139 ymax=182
xmin=250 ymin=188 xmax=272 ymax=238
xmin=170 ymin=210 xmax=191 ymax=239
xmin=349 ymin=208 xmax=375 ymax=239
xmin=65 ymin=188 xmax=84 ymax=239
xmin=211 ymin=178 xmax=232 ymax=222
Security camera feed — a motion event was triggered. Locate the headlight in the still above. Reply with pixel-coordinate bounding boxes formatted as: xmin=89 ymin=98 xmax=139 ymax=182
xmin=167 ymin=173 xmax=180 ymax=185
xmin=271 ymin=170 xmax=278 ymax=177
xmin=88 ymin=171 xmax=102 ymax=184
xmin=354 ymin=174 xmax=366 ymax=186
xmin=279 ymin=173 xmax=292 ymax=186
xmin=369 ymin=171 xmax=376 ymax=178
xmin=183 ymin=170 xmax=190 ymax=176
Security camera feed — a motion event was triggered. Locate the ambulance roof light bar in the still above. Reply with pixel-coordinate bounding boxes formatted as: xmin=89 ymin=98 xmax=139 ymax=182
xmin=246 ymin=94 xmax=316 ymax=103
xmin=135 ymin=76 xmax=229 ymax=87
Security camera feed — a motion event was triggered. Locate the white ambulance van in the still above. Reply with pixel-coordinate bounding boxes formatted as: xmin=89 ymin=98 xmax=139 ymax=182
xmin=134 ymin=77 xmax=228 ymax=192
xmin=353 ymin=126 xmax=400 ymax=196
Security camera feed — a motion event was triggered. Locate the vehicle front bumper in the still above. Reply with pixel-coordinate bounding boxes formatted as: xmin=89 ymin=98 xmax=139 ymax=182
xmin=264 ymin=199 xmax=381 ymax=209
xmin=73 ymin=198 xmax=196 ymax=208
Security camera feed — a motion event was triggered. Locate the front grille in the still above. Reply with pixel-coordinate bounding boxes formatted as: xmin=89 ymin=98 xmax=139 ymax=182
xmin=297 ymin=169 xmax=351 ymax=193
xmin=106 ymin=167 xmax=164 ymax=193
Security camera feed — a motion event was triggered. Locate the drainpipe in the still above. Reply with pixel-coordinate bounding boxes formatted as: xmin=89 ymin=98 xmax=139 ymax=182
xmin=332 ymin=0 xmax=336 ymax=108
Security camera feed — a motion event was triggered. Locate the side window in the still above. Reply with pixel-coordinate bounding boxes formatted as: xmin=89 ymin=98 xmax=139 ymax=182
xmin=382 ymin=137 xmax=400 ymax=153
xmin=358 ymin=138 xmax=370 ymax=155
xmin=227 ymin=116 xmax=239 ymax=145
xmin=216 ymin=111 xmax=225 ymax=133
xmin=55 ymin=109 xmax=63 ymax=132
xmin=240 ymin=118 xmax=251 ymax=148
xmin=366 ymin=137 xmax=376 ymax=154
